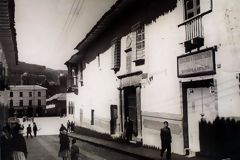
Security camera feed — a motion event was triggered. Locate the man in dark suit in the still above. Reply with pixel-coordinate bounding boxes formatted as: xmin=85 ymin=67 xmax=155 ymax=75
xmin=27 ymin=124 xmax=33 ymax=138
xmin=124 ymin=117 xmax=133 ymax=142
xmin=160 ymin=121 xmax=172 ymax=160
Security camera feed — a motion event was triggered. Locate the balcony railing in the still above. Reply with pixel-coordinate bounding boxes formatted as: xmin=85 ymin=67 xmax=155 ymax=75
xmin=178 ymin=4 xmax=213 ymax=53
xmin=183 ymin=16 xmax=204 ymax=52
xmin=185 ymin=16 xmax=203 ymax=41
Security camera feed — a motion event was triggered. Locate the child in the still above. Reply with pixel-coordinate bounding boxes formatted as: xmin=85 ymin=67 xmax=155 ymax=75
xmin=71 ymin=138 xmax=79 ymax=160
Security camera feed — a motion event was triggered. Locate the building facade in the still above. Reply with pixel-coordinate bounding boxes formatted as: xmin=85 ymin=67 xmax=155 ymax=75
xmin=46 ymin=93 xmax=66 ymax=117
xmin=7 ymin=85 xmax=47 ymax=117
xmin=65 ymin=0 xmax=240 ymax=155
xmin=0 ymin=0 xmax=19 ymax=125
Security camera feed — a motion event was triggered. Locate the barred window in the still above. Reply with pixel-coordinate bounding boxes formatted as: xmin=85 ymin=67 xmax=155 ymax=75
xmin=111 ymin=38 xmax=121 ymax=71
xmin=184 ymin=0 xmax=200 ymax=20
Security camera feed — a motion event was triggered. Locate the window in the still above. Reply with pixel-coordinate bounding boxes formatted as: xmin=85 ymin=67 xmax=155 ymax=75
xmin=68 ymin=101 xmax=74 ymax=115
xmin=10 ymin=92 xmax=13 ymax=97
xmin=91 ymin=109 xmax=94 ymax=125
xmin=132 ymin=22 xmax=145 ymax=62
xmin=29 ymin=100 xmax=32 ymax=106
xmin=38 ymin=92 xmax=41 ymax=97
xmin=19 ymin=100 xmax=23 ymax=106
xmin=10 ymin=100 xmax=13 ymax=107
xmin=19 ymin=92 xmax=23 ymax=97
xmin=29 ymin=92 xmax=32 ymax=97
xmin=184 ymin=0 xmax=200 ymax=20
xmin=111 ymin=38 xmax=121 ymax=71
xmin=79 ymin=63 xmax=84 ymax=86
xmin=72 ymin=66 xmax=78 ymax=86
xmin=38 ymin=100 xmax=41 ymax=106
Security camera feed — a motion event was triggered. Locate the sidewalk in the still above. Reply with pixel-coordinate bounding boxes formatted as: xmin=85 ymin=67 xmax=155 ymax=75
xmin=68 ymin=133 xmax=211 ymax=160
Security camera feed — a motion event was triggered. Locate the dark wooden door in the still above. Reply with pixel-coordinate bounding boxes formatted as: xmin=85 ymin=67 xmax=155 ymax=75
xmin=124 ymin=87 xmax=137 ymax=136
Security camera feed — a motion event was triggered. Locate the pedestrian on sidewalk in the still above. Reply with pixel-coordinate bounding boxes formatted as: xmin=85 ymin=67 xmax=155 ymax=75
xmin=60 ymin=124 xmax=68 ymax=133
xmin=67 ymin=120 xmax=71 ymax=132
xmin=70 ymin=138 xmax=79 ymax=160
xmin=160 ymin=121 xmax=172 ymax=160
xmin=33 ymin=122 xmax=38 ymax=137
xmin=10 ymin=125 xmax=28 ymax=160
xmin=27 ymin=124 xmax=33 ymax=139
xmin=58 ymin=130 xmax=70 ymax=160
xmin=70 ymin=121 xmax=75 ymax=132
xmin=124 ymin=117 xmax=133 ymax=142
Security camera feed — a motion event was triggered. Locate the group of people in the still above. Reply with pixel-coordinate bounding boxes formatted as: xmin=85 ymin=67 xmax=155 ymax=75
xmin=0 ymin=123 xmax=28 ymax=160
xmin=67 ymin=120 xmax=75 ymax=133
xmin=58 ymin=123 xmax=79 ymax=160
xmin=26 ymin=122 xmax=39 ymax=138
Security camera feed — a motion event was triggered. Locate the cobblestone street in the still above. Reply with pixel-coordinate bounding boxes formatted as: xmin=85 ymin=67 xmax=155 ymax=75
xmin=26 ymin=135 xmax=139 ymax=160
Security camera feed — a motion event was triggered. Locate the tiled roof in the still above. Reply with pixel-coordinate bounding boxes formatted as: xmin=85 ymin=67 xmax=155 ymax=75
xmin=46 ymin=93 xmax=66 ymax=102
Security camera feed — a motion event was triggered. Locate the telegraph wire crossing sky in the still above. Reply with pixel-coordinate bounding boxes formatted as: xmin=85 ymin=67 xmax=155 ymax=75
xmin=15 ymin=0 xmax=117 ymax=70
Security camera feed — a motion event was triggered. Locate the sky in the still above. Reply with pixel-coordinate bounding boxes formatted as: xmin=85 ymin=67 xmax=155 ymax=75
xmin=15 ymin=0 xmax=116 ymax=70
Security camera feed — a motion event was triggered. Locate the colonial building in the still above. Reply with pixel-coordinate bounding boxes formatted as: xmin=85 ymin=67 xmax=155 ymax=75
xmin=7 ymin=85 xmax=47 ymax=117
xmin=65 ymin=0 xmax=240 ymax=156
xmin=0 ymin=0 xmax=19 ymax=125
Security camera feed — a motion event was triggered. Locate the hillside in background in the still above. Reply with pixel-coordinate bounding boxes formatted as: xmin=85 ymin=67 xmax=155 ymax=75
xmin=9 ymin=61 xmax=67 ymax=85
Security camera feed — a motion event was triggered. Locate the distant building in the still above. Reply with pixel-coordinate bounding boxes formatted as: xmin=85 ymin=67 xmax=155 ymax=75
xmin=46 ymin=93 xmax=66 ymax=117
xmin=65 ymin=0 xmax=240 ymax=156
xmin=7 ymin=85 xmax=47 ymax=117
xmin=0 ymin=0 xmax=19 ymax=125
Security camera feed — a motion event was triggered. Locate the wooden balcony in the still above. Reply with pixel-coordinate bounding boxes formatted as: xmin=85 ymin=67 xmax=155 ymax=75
xmin=183 ymin=16 xmax=204 ymax=53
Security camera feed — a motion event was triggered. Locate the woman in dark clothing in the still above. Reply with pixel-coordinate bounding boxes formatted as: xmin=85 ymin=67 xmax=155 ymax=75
xmin=11 ymin=126 xmax=28 ymax=160
xmin=1 ymin=127 xmax=12 ymax=160
xmin=70 ymin=138 xmax=79 ymax=160
xmin=58 ymin=130 xmax=70 ymax=160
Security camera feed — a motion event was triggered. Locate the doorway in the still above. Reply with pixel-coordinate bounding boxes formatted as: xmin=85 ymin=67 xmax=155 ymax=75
xmin=187 ymin=87 xmax=216 ymax=152
xmin=182 ymin=79 xmax=217 ymax=152
xmin=124 ymin=86 xmax=138 ymax=137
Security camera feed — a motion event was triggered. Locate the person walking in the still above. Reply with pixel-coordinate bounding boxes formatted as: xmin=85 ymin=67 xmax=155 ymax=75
xmin=70 ymin=121 xmax=75 ymax=133
xmin=10 ymin=125 xmax=28 ymax=160
xmin=124 ymin=117 xmax=133 ymax=142
xmin=67 ymin=120 xmax=71 ymax=133
xmin=58 ymin=130 xmax=70 ymax=160
xmin=26 ymin=124 xmax=33 ymax=139
xmin=70 ymin=138 xmax=79 ymax=160
xmin=59 ymin=124 xmax=67 ymax=133
xmin=33 ymin=122 xmax=38 ymax=137
xmin=160 ymin=121 xmax=172 ymax=160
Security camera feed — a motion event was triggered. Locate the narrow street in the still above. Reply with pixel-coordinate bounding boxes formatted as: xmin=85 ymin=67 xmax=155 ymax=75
xmin=26 ymin=135 xmax=139 ymax=160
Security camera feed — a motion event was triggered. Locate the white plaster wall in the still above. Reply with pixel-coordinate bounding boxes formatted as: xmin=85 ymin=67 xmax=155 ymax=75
xmin=203 ymin=0 xmax=240 ymax=118
xmin=69 ymin=48 xmax=119 ymax=133
xmin=141 ymin=0 xmax=184 ymax=115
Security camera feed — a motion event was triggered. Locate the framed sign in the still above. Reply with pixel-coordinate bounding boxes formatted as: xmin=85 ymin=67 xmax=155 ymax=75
xmin=177 ymin=48 xmax=216 ymax=78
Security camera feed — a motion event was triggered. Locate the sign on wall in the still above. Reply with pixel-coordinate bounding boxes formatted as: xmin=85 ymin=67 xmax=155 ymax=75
xmin=177 ymin=48 xmax=216 ymax=78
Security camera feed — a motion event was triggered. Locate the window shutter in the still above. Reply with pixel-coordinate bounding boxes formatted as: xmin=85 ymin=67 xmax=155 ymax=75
xmin=111 ymin=38 xmax=121 ymax=70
